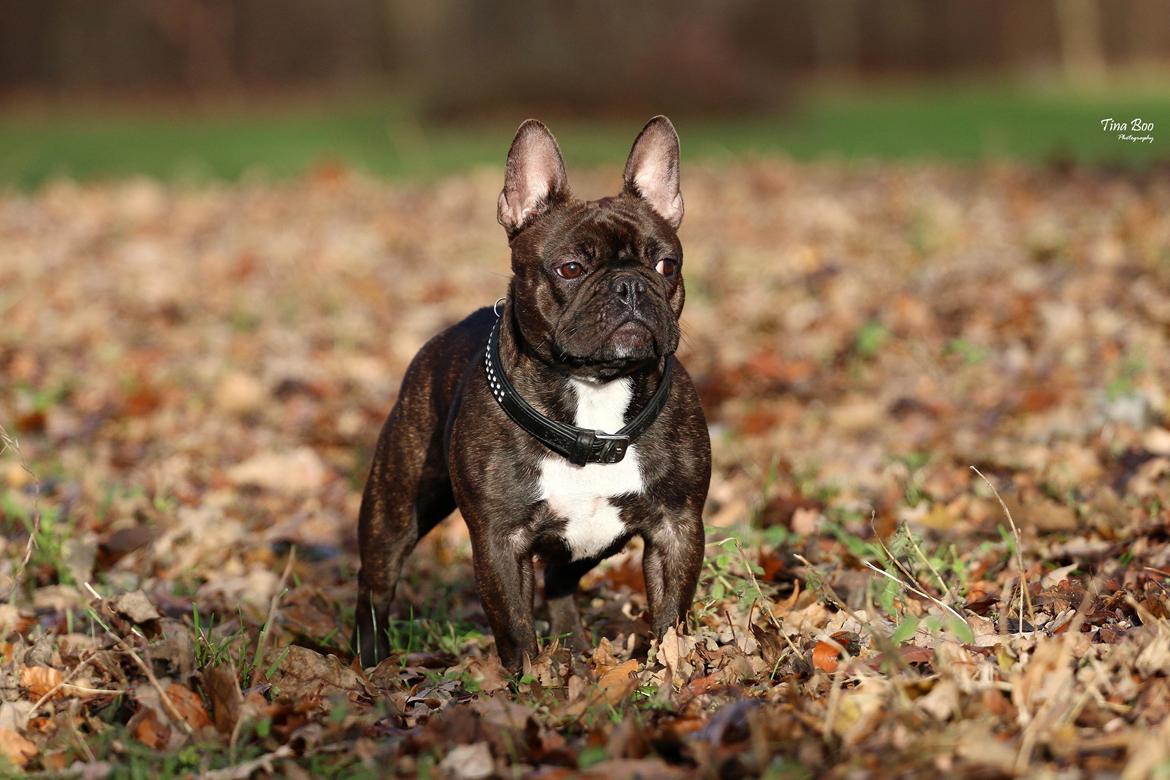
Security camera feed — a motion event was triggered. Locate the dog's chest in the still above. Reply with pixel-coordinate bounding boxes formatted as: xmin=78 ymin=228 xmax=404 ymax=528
xmin=538 ymin=377 xmax=644 ymax=560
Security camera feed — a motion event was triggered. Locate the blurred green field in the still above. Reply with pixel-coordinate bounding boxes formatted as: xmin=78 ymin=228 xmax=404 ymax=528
xmin=0 ymin=82 xmax=1166 ymax=187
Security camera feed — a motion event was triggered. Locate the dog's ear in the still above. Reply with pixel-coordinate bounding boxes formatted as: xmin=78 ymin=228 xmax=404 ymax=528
xmin=498 ymin=120 xmax=569 ymax=236
xmin=623 ymin=115 xmax=683 ymax=229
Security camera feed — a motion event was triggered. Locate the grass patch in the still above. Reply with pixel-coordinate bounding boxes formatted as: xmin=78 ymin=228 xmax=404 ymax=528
xmin=0 ymin=80 xmax=1166 ymax=188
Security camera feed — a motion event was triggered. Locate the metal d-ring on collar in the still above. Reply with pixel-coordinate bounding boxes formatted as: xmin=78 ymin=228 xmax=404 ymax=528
xmin=484 ymin=303 xmax=674 ymax=467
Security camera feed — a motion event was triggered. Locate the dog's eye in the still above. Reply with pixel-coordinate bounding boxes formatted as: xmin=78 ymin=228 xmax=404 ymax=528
xmin=557 ymin=262 xmax=585 ymax=279
xmin=655 ymin=258 xmax=679 ymax=278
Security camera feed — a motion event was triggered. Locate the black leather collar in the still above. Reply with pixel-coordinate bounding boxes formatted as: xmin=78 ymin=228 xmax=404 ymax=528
xmin=484 ymin=316 xmax=673 ymax=466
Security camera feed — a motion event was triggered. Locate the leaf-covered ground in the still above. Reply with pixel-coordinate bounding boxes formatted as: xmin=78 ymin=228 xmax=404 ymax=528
xmin=2 ymin=161 xmax=1170 ymax=778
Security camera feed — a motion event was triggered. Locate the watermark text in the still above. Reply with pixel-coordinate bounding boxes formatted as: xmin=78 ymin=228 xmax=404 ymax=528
xmin=1099 ymin=117 xmax=1155 ymax=144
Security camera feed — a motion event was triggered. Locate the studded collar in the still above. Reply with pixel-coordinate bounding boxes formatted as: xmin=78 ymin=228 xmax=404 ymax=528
xmin=484 ymin=315 xmax=673 ymax=466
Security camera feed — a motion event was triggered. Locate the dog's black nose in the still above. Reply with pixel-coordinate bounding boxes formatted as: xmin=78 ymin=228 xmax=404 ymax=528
xmin=610 ymin=273 xmax=645 ymax=307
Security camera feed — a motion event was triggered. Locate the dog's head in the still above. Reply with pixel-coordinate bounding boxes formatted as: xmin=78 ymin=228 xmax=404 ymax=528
xmin=498 ymin=117 xmax=685 ymax=380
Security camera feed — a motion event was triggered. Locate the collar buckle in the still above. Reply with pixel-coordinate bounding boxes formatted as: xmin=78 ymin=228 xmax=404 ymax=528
xmin=594 ymin=432 xmax=630 ymax=464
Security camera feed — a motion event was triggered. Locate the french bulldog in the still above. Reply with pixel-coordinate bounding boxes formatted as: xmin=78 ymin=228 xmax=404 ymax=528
xmin=353 ymin=116 xmax=711 ymax=672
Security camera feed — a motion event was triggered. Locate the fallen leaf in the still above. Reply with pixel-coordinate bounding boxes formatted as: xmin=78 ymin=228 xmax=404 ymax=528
xmin=454 ymin=656 xmax=509 ymax=694
xmin=597 ymin=659 xmax=640 ymax=705
xmin=581 ymin=758 xmax=687 ymax=779
xmin=0 ymin=702 xmax=33 ymax=732
xmin=216 ymin=372 xmax=266 ymax=415
xmin=591 ymin=637 xmax=623 ymax=671
xmin=917 ymin=679 xmax=960 ymax=721
xmin=813 ymin=641 xmax=840 ymax=673
xmin=900 ymin=645 xmax=935 ymax=666
xmin=0 ymin=728 xmax=37 ymax=768
xmin=523 ymin=640 xmax=564 ymax=687
xmin=109 ymin=590 xmax=162 ymax=624
xmin=20 ymin=667 xmax=63 ymax=700
xmin=165 ymin=682 xmax=211 ymax=730
xmin=438 ymin=742 xmax=494 ymax=779
xmin=471 ymin=697 xmax=534 ymax=732
xmin=269 ymin=645 xmax=366 ymax=699
xmin=566 ymin=674 xmax=587 ymax=703
xmin=831 ymin=678 xmax=889 ymax=743
xmin=132 ymin=706 xmax=171 ymax=750
xmin=227 ymin=447 xmax=327 ymax=494
xmin=1041 ymin=563 xmax=1078 ymax=589
xmin=655 ymin=625 xmax=697 ymax=680
xmin=204 ymin=664 xmax=243 ymax=734
xmin=683 ymin=674 xmax=721 ymax=696
xmin=129 ymin=681 xmax=208 ymax=750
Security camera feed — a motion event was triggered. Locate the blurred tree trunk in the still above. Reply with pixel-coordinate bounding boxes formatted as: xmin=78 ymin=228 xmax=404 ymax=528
xmin=1054 ymin=0 xmax=1107 ymax=83
xmin=810 ymin=0 xmax=861 ymax=74
xmin=142 ymin=0 xmax=239 ymax=91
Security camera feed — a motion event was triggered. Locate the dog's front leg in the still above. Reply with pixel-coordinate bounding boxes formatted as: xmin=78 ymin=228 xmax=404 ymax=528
xmin=470 ymin=530 xmax=537 ymax=671
xmin=544 ymin=558 xmax=596 ymax=652
xmin=641 ymin=510 xmax=705 ymax=636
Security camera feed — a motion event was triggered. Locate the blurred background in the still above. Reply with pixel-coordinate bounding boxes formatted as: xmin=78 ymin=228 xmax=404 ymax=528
xmin=0 ymin=0 xmax=1167 ymax=187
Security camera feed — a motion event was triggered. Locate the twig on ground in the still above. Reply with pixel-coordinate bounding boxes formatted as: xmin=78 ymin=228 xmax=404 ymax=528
xmin=818 ymin=632 xmax=857 ymax=741
xmin=792 ymin=554 xmax=869 ymax=625
xmin=1014 ymin=580 xmax=1099 ymax=773
xmin=732 ymin=537 xmax=804 ymax=661
xmin=792 ymin=551 xmax=909 ymax=679
xmin=903 ymin=524 xmax=952 ymax=601
xmin=723 ymin=607 xmax=738 ymax=648
xmin=869 ymin=515 xmax=924 ymax=589
xmin=970 ymin=466 xmax=1035 ymax=632
xmin=860 ymin=559 xmax=969 ymax=627
xmin=131 ymin=645 xmax=195 ymax=734
xmin=0 ymin=423 xmax=43 ymax=603
xmin=869 ymin=513 xmax=954 ymax=605
xmin=60 ymin=684 xmax=125 ymax=696
xmin=253 ymin=545 xmax=296 ymax=676
xmin=730 ymin=537 xmax=783 ymax=630
xmin=204 ymin=745 xmax=295 ymax=780
xmin=821 ymin=668 xmax=845 ymax=740
xmin=83 ymin=582 xmax=194 ymax=736
xmin=65 ymin=700 xmax=97 ymax=764
xmin=27 ymin=650 xmax=100 ymax=720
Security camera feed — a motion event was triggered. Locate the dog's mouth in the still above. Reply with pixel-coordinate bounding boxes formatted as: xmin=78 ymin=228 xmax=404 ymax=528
xmin=551 ymin=315 xmax=671 ymax=378
xmin=609 ymin=320 xmax=653 ymax=351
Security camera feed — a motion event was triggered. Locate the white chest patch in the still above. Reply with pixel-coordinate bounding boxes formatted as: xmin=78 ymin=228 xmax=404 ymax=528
xmin=538 ymin=377 xmax=644 ymax=560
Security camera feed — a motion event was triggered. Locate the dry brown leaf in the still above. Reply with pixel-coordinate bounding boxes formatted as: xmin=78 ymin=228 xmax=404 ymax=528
xmin=129 ymin=681 xmax=208 ymax=751
xmin=166 ymin=682 xmax=211 ymax=730
xmin=438 ymin=742 xmax=494 ymax=779
xmin=204 ymin=664 xmax=243 ymax=734
xmin=227 ymin=447 xmax=327 ymax=494
xmin=831 ymin=678 xmax=889 ymax=744
xmin=597 ymin=659 xmax=640 ymax=706
xmin=683 ymin=674 xmax=720 ymax=696
xmin=109 ymin=590 xmax=163 ymax=624
xmin=812 ymin=641 xmax=840 ymax=673
xmin=581 ymin=758 xmax=687 ymax=779
xmin=133 ymin=706 xmax=171 ymax=750
xmin=916 ymin=679 xmax=960 ymax=721
xmin=454 ymin=656 xmax=509 ymax=694
xmin=216 ymin=372 xmax=267 ymax=415
xmin=522 ymin=640 xmax=564 ymax=687
xmin=592 ymin=637 xmax=623 ymax=671
xmin=566 ymin=674 xmax=587 ymax=703
xmin=655 ymin=625 xmax=698 ymax=680
xmin=269 ymin=645 xmax=366 ymax=699
xmin=20 ymin=666 xmax=63 ymax=700
xmin=0 ymin=728 xmax=37 ymax=768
